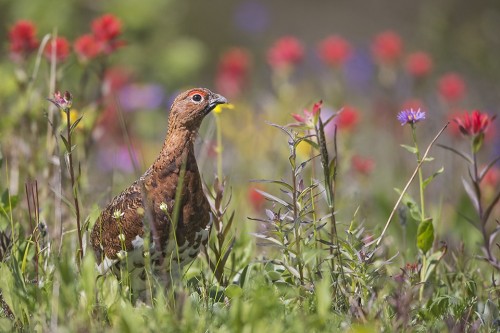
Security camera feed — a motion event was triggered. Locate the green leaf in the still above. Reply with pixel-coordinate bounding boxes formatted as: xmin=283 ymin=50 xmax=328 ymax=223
xmin=60 ymin=134 xmax=70 ymax=152
xmin=400 ymin=144 xmax=418 ymax=154
xmin=417 ymin=218 xmax=434 ymax=254
xmin=69 ymin=115 xmax=83 ymax=134
xmin=225 ymin=284 xmax=243 ymax=298
xmin=472 ymin=133 xmax=484 ymax=153
xmin=422 ymin=166 xmax=444 ymax=189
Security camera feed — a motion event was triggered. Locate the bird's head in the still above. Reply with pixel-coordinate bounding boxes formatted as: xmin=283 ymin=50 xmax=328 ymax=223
xmin=168 ymin=88 xmax=227 ymax=129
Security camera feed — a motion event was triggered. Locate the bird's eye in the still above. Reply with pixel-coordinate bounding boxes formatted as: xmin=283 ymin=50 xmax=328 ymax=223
xmin=192 ymin=94 xmax=203 ymax=102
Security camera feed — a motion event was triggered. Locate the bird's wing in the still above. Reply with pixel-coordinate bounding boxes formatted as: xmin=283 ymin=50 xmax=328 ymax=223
xmin=90 ymin=179 xmax=147 ymax=271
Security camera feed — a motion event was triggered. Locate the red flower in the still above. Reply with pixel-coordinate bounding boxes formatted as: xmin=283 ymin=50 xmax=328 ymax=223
xmin=351 ymin=155 xmax=375 ymax=175
xmin=9 ymin=20 xmax=39 ymax=61
xmin=335 ymin=105 xmax=360 ymax=131
xmin=44 ymin=37 xmax=70 ymax=62
xmin=482 ymin=166 xmax=500 ymax=188
xmin=91 ymin=14 xmax=124 ymax=54
xmin=248 ymin=186 xmax=265 ymax=211
xmin=371 ymin=31 xmax=403 ymax=64
xmin=74 ymin=34 xmax=101 ymax=61
xmin=453 ymin=110 xmax=495 ymax=137
xmin=267 ymin=36 xmax=304 ymax=70
xmin=405 ymin=51 xmax=433 ymax=77
xmin=291 ymin=100 xmax=322 ymax=127
xmin=215 ymin=47 xmax=251 ymax=98
xmin=317 ymin=35 xmax=352 ymax=68
xmin=438 ymin=73 xmax=466 ymax=103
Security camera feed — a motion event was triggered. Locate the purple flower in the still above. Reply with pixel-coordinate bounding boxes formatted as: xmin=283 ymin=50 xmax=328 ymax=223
xmin=48 ymin=91 xmax=72 ymax=111
xmin=397 ymin=108 xmax=426 ymax=126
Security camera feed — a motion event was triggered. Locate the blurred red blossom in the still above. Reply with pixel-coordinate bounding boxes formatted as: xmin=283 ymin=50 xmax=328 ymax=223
xmin=248 ymin=186 xmax=266 ymax=212
xmin=317 ymin=35 xmax=352 ymax=68
xmin=351 ymin=155 xmax=375 ymax=175
xmin=74 ymin=34 xmax=101 ymax=62
xmin=371 ymin=31 xmax=403 ymax=64
xmin=482 ymin=166 xmax=500 ymax=188
xmin=405 ymin=51 xmax=433 ymax=78
xmin=91 ymin=14 xmax=125 ymax=54
xmin=44 ymin=37 xmax=70 ymax=62
xmin=335 ymin=105 xmax=360 ymax=131
xmin=267 ymin=36 xmax=304 ymax=70
xmin=438 ymin=73 xmax=466 ymax=103
xmin=9 ymin=20 xmax=39 ymax=61
xmin=215 ymin=47 xmax=251 ymax=98
xmin=453 ymin=110 xmax=496 ymax=138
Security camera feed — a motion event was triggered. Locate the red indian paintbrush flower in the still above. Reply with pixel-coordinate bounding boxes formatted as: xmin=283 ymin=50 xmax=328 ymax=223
xmin=91 ymin=14 xmax=125 ymax=54
xmin=267 ymin=36 xmax=304 ymax=70
xmin=44 ymin=37 xmax=70 ymax=62
xmin=453 ymin=110 xmax=495 ymax=137
xmin=438 ymin=73 xmax=466 ymax=103
xmin=74 ymin=34 xmax=101 ymax=62
xmin=215 ymin=47 xmax=251 ymax=98
xmin=317 ymin=35 xmax=352 ymax=68
xmin=9 ymin=20 xmax=39 ymax=61
xmin=371 ymin=30 xmax=403 ymax=65
xmin=406 ymin=51 xmax=433 ymax=78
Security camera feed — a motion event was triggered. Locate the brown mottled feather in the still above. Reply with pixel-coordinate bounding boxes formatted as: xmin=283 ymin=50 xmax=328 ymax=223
xmin=90 ymin=88 xmax=227 ymax=274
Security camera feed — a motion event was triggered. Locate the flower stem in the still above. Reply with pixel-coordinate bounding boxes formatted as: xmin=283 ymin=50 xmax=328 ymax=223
xmin=214 ymin=113 xmax=223 ymax=182
xmin=411 ymin=124 xmax=425 ymax=221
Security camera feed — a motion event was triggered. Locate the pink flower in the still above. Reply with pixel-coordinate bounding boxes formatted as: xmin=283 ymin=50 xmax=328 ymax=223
xmin=317 ymin=35 xmax=352 ymax=68
xmin=9 ymin=20 xmax=39 ymax=61
xmin=48 ymin=91 xmax=73 ymax=111
xmin=371 ymin=31 xmax=403 ymax=64
xmin=44 ymin=37 xmax=70 ymax=62
xmin=74 ymin=34 xmax=101 ymax=61
xmin=215 ymin=47 xmax=251 ymax=98
xmin=481 ymin=166 xmax=500 ymax=188
xmin=335 ymin=105 xmax=360 ymax=131
xmin=267 ymin=36 xmax=304 ymax=70
xmin=438 ymin=73 xmax=466 ymax=103
xmin=291 ymin=100 xmax=322 ymax=127
xmin=405 ymin=51 xmax=433 ymax=78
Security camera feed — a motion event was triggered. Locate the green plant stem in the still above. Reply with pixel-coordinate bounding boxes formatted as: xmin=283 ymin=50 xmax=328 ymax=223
xmin=214 ymin=113 xmax=223 ymax=182
xmin=291 ymin=141 xmax=304 ymax=283
xmin=65 ymin=109 xmax=83 ymax=263
xmin=411 ymin=124 xmax=425 ymax=221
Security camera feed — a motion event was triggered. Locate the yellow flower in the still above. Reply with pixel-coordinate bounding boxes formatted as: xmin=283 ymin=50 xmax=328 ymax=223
xmin=213 ymin=103 xmax=235 ymax=114
xmin=61 ymin=109 xmax=83 ymax=129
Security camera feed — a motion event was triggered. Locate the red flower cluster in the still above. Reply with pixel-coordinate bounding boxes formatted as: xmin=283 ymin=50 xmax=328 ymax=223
xmin=267 ymin=36 xmax=304 ymax=70
xmin=291 ymin=100 xmax=322 ymax=126
xmin=405 ymin=51 xmax=433 ymax=78
xmin=482 ymin=166 xmax=499 ymax=188
xmin=453 ymin=110 xmax=495 ymax=137
xmin=44 ymin=37 xmax=70 ymax=62
xmin=317 ymin=35 xmax=352 ymax=68
xmin=248 ymin=186 xmax=266 ymax=212
xmin=438 ymin=73 xmax=466 ymax=103
xmin=351 ymin=155 xmax=375 ymax=175
xmin=215 ymin=47 xmax=251 ymax=98
xmin=74 ymin=14 xmax=124 ymax=62
xmin=8 ymin=20 xmax=39 ymax=61
xmin=335 ymin=105 xmax=360 ymax=131
xmin=371 ymin=30 xmax=403 ymax=64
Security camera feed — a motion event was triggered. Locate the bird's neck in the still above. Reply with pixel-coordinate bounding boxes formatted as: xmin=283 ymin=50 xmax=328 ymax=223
xmin=152 ymin=125 xmax=198 ymax=172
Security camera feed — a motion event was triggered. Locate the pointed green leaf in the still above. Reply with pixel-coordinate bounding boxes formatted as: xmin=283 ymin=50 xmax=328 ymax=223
xmin=417 ymin=218 xmax=434 ymax=254
xmin=69 ymin=115 xmax=83 ymax=134
xmin=423 ymin=166 xmax=444 ymax=189
xmin=60 ymin=134 xmax=70 ymax=152
xmin=400 ymin=144 xmax=418 ymax=154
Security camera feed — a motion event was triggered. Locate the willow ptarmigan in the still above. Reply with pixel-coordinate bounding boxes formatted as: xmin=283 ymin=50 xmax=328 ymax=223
xmin=90 ymin=88 xmax=227 ymax=295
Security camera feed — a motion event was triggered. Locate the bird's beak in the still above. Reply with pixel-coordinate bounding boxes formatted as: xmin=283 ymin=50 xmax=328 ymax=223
xmin=208 ymin=93 xmax=228 ymax=111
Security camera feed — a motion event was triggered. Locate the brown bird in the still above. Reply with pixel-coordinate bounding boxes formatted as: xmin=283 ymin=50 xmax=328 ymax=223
xmin=90 ymin=88 xmax=227 ymax=296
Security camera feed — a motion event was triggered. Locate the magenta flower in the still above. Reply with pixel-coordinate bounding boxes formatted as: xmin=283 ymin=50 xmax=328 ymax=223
xmin=48 ymin=91 xmax=73 ymax=111
xmin=397 ymin=108 xmax=426 ymax=126
xmin=291 ymin=100 xmax=323 ymax=126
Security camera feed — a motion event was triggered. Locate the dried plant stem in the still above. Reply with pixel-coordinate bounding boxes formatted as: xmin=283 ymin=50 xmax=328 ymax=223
xmin=375 ymin=122 xmax=449 ymax=248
